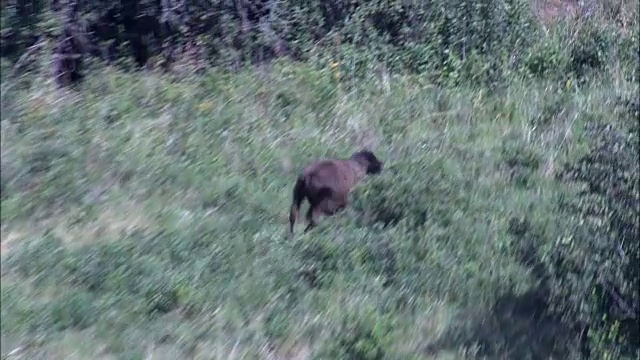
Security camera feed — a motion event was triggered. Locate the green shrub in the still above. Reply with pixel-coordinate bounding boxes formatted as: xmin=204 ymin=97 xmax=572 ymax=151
xmin=548 ymin=119 xmax=639 ymax=358
xmin=0 ymin=0 xmax=595 ymax=84
xmin=567 ymin=22 xmax=613 ymax=80
xmin=50 ymin=290 xmax=98 ymax=331
xmin=352 ymin=157 xmax=467 ymax=231
xmin=522 ymin=39 xmax=567 ymax=79
xmin=318 ymin=309 xmax=392 ymax=360
xmin=296 ymin=237 xmax=343 ymax=289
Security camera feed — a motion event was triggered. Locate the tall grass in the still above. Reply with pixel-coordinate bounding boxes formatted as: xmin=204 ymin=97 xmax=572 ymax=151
xmin=1 ymin=45 xmax=636 ymax=358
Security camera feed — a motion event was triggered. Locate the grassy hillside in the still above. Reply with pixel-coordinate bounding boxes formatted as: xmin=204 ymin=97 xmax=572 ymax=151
xmin=1 ymin=9 xmax=638 ymax=360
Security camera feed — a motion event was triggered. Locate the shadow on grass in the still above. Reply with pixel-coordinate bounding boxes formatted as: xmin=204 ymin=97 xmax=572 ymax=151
xmin=423 ymin=288 xmax=579 ymax=360
xmin=423 ymin=214 xmax=584 ymax=360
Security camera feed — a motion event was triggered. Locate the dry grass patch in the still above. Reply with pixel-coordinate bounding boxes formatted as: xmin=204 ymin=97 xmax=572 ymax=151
xmin=51 ymin=199 xmax=156 ymax=249
xmin=0 ymin=197 xmax=155 ymax=255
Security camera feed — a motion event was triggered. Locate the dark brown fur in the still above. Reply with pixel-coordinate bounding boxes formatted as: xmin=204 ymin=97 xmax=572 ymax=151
xmin=289 ymin=150 xmax=383 ymax=234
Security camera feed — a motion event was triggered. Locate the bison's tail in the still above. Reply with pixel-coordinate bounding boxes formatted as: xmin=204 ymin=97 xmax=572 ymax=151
xmin=289 ymin=176 xmax=306 ymax=234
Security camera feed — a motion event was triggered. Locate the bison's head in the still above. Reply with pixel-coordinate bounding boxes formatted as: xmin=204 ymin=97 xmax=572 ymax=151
xmin=352 ymin=149 xmax=383 ymax=175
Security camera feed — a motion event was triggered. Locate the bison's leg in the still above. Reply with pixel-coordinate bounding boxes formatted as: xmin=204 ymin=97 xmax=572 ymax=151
xmin=336 ymin=192 xmax=348 ymax=213
xmin=319 ymin=197 xmax=346 ymax=216
xmin=304 ymin=205 xmax=321 ymax=233
xmin=304 ymin=195 xmax=329 ymax=233
xmin=304 ymin=187 xmax=340 ymax=233
xmin=289 ymin=205 xmax=299 ymax=234
xmin=322 ymin=192 xmax=348 ymax=216
xmin=289 ymin=177 xmax=306 ymax=234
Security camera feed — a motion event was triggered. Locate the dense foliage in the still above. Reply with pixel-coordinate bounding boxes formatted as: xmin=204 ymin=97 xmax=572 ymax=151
xmin=551 ymin=105 xmax=639 ymax=359
xmin=2 ymin=0 xmax=638 ymax=85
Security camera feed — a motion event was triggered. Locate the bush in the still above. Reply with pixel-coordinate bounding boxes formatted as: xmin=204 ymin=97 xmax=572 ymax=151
xmin=318 ymin=309 xmax=392 ymax=360
xmin=50 ymin=290 xmax=97 ymax=331
xmin=352 ymin=156 xmax=468 ymax=231
xmin=0 ymin=0 xmax=571 ymax=84
xmin=567 ymin=22 xmax=612 ymax=80
xmin=547 ymin=118 xmax=639 ymax=358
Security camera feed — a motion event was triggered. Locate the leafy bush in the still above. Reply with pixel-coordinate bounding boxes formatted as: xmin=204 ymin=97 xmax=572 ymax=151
xmin=352 ymin=156 xmax=468 ymax=231
xmin=546 ymin=118 xmax=639 ymax=358
xmin=318 ymin=309 xmax=392 ymax=360
xmin=5 ymin=0 xmax=620 ymax=85
xmin=567 ymin=22 xmax=612 ymax=80
xmin=50 ymin=290 xmax=97 ymax=331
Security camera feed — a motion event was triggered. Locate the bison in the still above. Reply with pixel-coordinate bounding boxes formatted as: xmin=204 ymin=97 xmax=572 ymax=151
xmin=289 ymin=149 xmax=384 ymax=234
